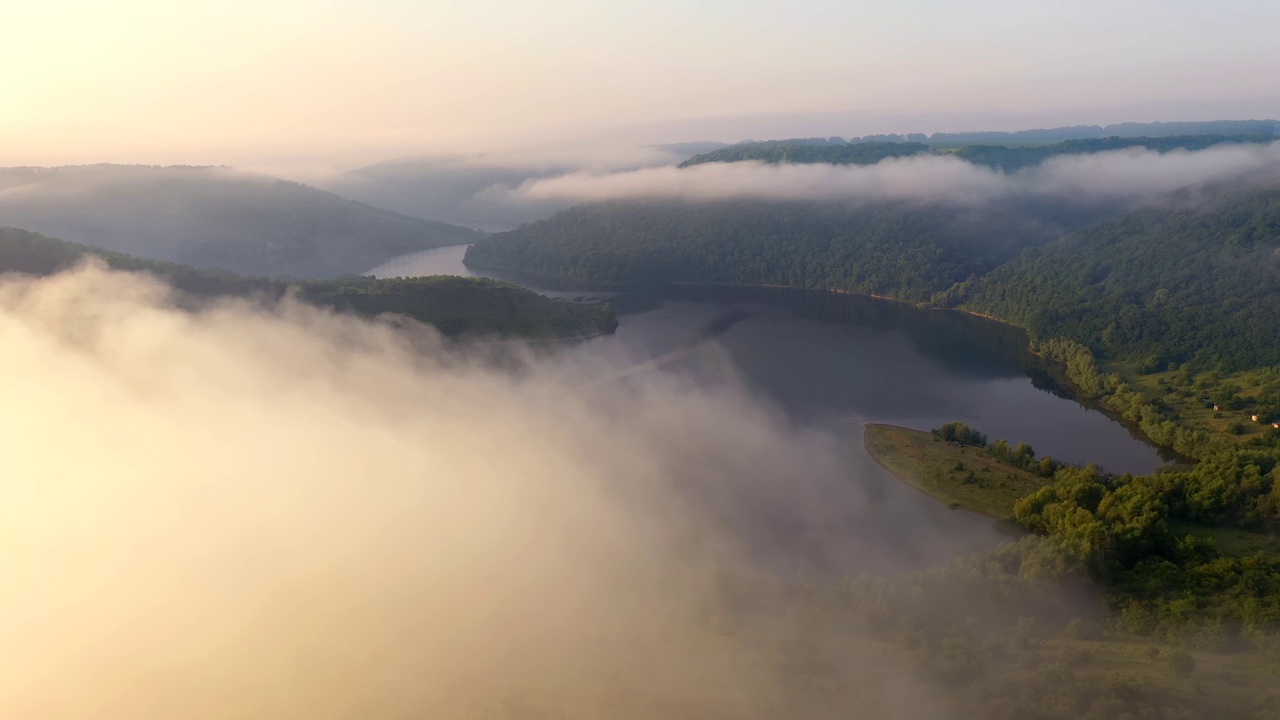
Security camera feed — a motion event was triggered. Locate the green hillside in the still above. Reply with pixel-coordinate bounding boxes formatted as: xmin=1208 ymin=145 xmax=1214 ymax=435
xmin=464 ymin=198 xmax=1108 ymax=302
xmin=465 ymin=177 xmax=1279 ymax=369
xmin=961 ymin=185 xmax=1280 ymax=369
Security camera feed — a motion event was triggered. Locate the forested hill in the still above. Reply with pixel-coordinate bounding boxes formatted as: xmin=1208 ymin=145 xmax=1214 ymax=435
xmin=678 ymin=135 xmax=1274 ymax=171
xmin=0 ymin=165 xmax=478 ymax=279
xmin=463 ymin=198 xmax=1113 ymax=302
xmin=959 ymin=185 xmax=1280 ymax=370
xmin=0 ymin=227 xmax=615 ymax=340
xmin=464 ymin=179 xmax=1280 ymax=365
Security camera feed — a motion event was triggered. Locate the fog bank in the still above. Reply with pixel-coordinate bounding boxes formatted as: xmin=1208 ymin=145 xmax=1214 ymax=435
xmin=321 ymin=142 xmax=726 ymax=230
xmin=0 ymin=262 xmax=997 ymax=718
xmin=504 ymin=141 xmax=1280 ymax=206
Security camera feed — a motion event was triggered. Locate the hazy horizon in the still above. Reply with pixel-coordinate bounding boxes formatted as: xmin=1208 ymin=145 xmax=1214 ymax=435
xmin=4 ymin=0 xmax=1278 ymax=173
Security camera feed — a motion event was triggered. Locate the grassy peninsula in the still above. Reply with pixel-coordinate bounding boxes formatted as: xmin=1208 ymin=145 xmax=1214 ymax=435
xmin=864 ymin=423 xmax=1047 ymax=519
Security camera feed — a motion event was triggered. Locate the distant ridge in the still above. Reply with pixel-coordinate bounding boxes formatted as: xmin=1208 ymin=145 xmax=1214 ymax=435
xmin=930 ymin=119 xmax=1278 ymax=145
xmin=714 ymin=120 xmax=1279 ymax=148
xmin=680 ymin=134 xmax=1276 ymax=170
xmin=0 ymin=164 xmax=479 ymax=279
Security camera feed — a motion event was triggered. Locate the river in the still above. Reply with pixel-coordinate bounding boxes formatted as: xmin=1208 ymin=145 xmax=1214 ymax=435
xmin=369 ymin=245 xmax=1169 ymax=571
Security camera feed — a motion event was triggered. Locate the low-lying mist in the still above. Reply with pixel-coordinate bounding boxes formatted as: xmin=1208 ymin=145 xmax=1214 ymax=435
xmin=0 ymin=262 xmax=1012 ymax=718
xmin=502 ymin=141 xmax=1280 ymax=206
xmin=321 ymin=143 xmax=726 ymax=230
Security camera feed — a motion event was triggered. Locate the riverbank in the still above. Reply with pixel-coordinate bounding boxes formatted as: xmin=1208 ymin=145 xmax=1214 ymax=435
xmin=864 ymin=423 xmax=1280 ymax=558
xmin=863 ymin=423 xmax=1047 ymax=521
xmin=482 ymin=267 xmax=1184 ymax=461
xmin=411 ymin=249 xmax=1169 ymax=470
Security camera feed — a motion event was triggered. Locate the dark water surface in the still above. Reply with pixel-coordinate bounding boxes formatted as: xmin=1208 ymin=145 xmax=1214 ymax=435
xmin=370 ymin=246 xmax=1168 ymax=571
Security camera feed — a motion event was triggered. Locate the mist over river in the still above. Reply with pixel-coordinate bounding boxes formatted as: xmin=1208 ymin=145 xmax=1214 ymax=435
xmin=370 ymin=245 xmax=1168 ymax=569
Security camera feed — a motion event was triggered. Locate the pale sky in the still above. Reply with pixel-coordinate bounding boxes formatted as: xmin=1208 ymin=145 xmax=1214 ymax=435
xmin=3 ymin=0 xmax=1277 ymax=168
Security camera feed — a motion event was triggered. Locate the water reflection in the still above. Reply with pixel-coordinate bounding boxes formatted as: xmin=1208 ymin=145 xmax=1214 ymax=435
xmin=370 ymin=245 xmax=1168 ymax=477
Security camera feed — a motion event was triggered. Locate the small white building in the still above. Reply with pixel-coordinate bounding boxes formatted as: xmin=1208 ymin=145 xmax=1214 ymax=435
xmin=1252 ymin=414 xmax=1262 ymax=422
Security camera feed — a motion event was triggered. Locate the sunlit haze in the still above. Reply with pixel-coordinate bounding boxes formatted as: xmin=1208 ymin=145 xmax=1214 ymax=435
xmin=4 ymin=0 xmax=1278 ymax=169
xmin=4 ymin=1 xmax=1280 ymax=717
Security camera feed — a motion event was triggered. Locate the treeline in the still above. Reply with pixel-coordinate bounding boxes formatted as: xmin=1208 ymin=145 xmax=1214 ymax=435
xmin=1104 ymin=119 xmax=1279 ymax=138
xmin=300 ymin=275 xmax=616 ymax=338
xmin=678 ymin=134 xmax=1276 ymax=170
xmin=465 ymin=199 xmax=1103 ymax=303
xmin=0 ymin=227 xmax=616 ymax=339
xmin=678 ymin=141 xmax=931 ymax=168
xmin=962 ymin=186 xmax=1280 ymax=370
xmin=928 ymin=124 xmax=1111 ymax=144
xmin=931 ymin=119 xmax=1278 ymax=144
xmin=932 ymin=420 xmax=988 ymax=447
xmin=1030 ymin=338 xmax=1233 ymax=459
xmin=935 ymin=421 xmax=1065 ymax=477
xmin=953 ymin=134 xmax=1277 ymax=171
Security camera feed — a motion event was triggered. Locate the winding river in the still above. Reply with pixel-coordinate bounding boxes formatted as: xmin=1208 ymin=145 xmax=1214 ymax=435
xmin=370 ymin=245 xmax=1168 ymax=571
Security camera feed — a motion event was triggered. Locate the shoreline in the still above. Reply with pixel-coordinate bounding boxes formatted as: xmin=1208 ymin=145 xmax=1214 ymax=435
xmin=456 ymin=264 xmax=1182 ymax=461
xmin=467 ymin=326 xmax=615 ymax=347
xmin=862 ymin=424 xmax=1003 ymax=521
xmin=862 ymin=422 xmax=1044 ymax=529
xmin=459 ymin=267 xmax=1035 ymax=334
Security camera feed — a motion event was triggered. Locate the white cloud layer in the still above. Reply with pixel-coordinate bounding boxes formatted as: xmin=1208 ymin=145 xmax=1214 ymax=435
xmin=0 ymin=262 xmax=984 ymax=718
xmin=502 ymin=142 xmax=1280 ymax=206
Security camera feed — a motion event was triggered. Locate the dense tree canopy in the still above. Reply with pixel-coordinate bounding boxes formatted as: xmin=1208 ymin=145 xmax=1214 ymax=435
xmin=465 ymin=198 xmax=1108 ymax=303
xmin=962 ymin=185 xmax=1280 ymax=369
xmin=468 ymin=178 xmax=1280 ymax=368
